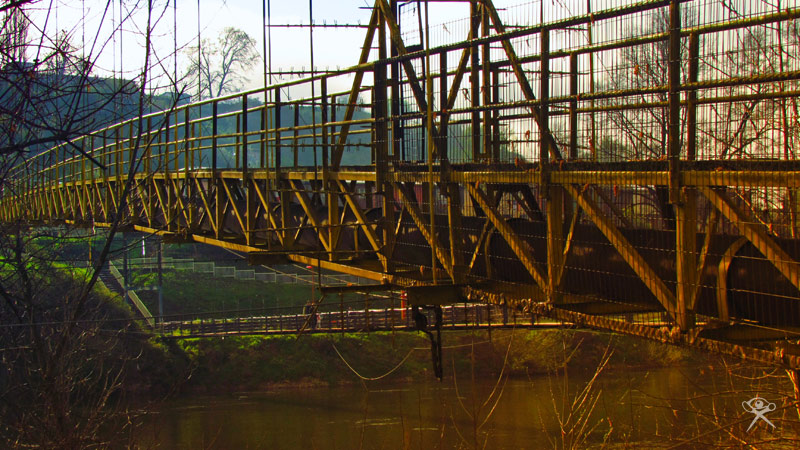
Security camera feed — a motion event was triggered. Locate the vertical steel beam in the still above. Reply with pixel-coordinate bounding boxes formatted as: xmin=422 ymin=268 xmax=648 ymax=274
xmin=261 ymin=100 xmax=267 ymax=170
xmin=447 ymin=183 xmax=464 ymax=283
xmin=293 ymin=104 xmax=299 ymax=168
xmin=539 ymin=28 xmax=550 ymax=170
xmin=390 ymin=0 xmax=401 ymax=162
xmin=481 ymin=3 xmax=492 ymax=162
xmin=144 ymin=117 xmax=153 ymax=227
xmin=129 ymin=119 xmax=137 ymax=222
xmin=322 ymin=78 xmax=339 ymax=256
xmin=569 ymin=52 xmax=578 ymax=161
xmin=243 ymin=95 xmax=255 ymax=245
xmin=439 ymin=51 xmax=448 ymax=163
xmin=212 ymin=101 xmax=218 ymax=172
xmin=377 ymin=8 xmax=393 ymax=271
xmin=164 ymin=114 xmax=171 ymax=176
xmin=668 ymin=0 xmax=694 ymax=330
xmin=115 ymin=127 xmax=122 ymax=214
xmin=470 ymin=0 xmax=481 ymax=162
xmin=321 ymin=79 xmax=328 ymax=171
xmin=213 ymin=101 xmax=222 ymax=239
xmin=667 ymin=0 xmax=681 ymax=203
xmin=165 ymin=114 xmax=174 ymax=230
xmin=680 ymin=31 xmax=702 ymax=328
xmin=375 ymin=31 xmax=389 ymax=188
xmin=103 ymin=133 xmax=111 ymax=222
xmin=687 ymin=32 xmax=699 ymax=161
xmin=542 ymin=28 xmax=563 ymax=303
xmin=174 ymin=109 xmax=180 ymax=172
xmin=275 ymin=88 xmax=282 ymax=172
xmin=236 ymin=115 xmax=241 ymax=170
xmin=242 ymin=95 xmax=249 ymax=176
xmin=491 ymin=66 xmax=500 ymax=162
xmin=184 ymin=107 xmax=194 ymax=229
xmin=80 ymin=138 xmax=88 ymax=221
xmin=675 ymin=192 xmax=697 ymax=330
xmin=565 ymin=52 xmax=579 ymax=222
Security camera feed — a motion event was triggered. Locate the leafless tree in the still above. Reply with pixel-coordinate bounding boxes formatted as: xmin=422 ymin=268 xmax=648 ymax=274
xmin=595 ymin=8 xmax=697 ymax=229
xmin=184 ymin=26 xmax=260 ymax=100
xmin=0 ymin=0 xmax=188 ymax=447
xmin=598 ymin=4 xmax=799 ymax=232
xmin=700 ymin=15 xmax=800 ymax=237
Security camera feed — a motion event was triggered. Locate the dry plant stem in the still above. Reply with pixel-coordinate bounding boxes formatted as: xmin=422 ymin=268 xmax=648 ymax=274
xmin=449 ymin=328 xmax=515 ymax=449
xmin=541 ymin=335 xmax=613 ymax=450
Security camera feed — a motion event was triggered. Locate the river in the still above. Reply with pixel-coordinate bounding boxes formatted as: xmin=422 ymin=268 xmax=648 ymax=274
xmin=135 ymin=364 xmax=798 ymax=449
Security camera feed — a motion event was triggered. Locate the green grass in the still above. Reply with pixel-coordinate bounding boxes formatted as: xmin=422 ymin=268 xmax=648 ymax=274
xmin=138 ymin=271 xmax=318 ymax=316
xmin=134 ymin=267 xmax=380 ymax=318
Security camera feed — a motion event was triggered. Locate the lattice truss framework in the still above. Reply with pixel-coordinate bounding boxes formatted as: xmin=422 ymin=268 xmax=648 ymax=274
xmin=3 ymin=0 xmax=800 ymax=368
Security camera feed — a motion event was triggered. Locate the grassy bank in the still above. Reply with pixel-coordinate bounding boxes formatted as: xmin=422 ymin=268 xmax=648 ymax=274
xmin=174 ymin=328 xmax=696 ymax=393
xmin=145 ymin=271 xmax=315 ymax=315
xmin=136 ymin=270 xmax=372 ymax=317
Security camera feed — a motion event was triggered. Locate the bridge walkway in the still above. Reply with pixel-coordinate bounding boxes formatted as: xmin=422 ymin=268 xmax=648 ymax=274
xmin=157 ymin=303 xmax=666 ymax=339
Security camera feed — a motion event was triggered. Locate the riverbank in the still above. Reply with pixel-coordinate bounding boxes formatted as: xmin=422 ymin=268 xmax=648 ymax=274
xmin=171 ymin=328 xmax=699 ymax=394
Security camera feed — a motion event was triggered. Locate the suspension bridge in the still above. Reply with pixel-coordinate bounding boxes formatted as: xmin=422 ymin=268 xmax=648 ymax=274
xmin=3 ymin=0 xmax=800 ymax=369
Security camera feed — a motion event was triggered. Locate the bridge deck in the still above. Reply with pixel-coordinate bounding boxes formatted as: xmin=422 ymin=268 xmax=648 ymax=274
xmin=157 ymin=304 xmax=665 ymax=339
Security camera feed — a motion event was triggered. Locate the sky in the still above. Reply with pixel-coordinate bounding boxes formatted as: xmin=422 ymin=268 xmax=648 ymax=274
xmin=23 ymin=0 xmax=489 ymax=96
xmin=20 ymin=0 xmax=767 ymax=96
xmin=23 ymin=0 xmax=725 ymax=101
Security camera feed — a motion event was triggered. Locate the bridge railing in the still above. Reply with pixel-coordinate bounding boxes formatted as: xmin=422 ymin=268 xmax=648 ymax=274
xmin=115 ymin=256 xmax=371 ymax=285
xmin=8 ymin=0 xmax=799 ymax=199
xmin=5 ymin=58 xmax=376 ymax=200
xmin=157 ymin=302 xmax=540 ymax=337
xmin=154 ymin=296 xmax=673 ymax=337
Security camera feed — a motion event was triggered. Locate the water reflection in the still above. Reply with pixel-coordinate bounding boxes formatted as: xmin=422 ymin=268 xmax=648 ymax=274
xmin=137 ymin=366 xmax=797 ymax=449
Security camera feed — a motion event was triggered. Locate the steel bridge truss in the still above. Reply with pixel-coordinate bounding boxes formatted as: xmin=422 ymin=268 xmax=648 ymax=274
xmin=4 ymin=0 xmax=800 ymax=368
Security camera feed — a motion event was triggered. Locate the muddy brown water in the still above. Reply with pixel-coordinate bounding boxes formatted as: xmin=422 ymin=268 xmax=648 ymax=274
xmin=134 ymin=365 xmax=798 ymax=449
